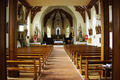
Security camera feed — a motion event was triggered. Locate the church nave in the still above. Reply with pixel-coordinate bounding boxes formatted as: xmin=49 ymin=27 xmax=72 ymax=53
xmin=1 ymin=0 xmax=120 ymax=80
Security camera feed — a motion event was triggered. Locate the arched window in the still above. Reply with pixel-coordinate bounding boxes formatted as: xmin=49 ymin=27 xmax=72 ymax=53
xmin=56 ymin=27 xmax=61 ymax=35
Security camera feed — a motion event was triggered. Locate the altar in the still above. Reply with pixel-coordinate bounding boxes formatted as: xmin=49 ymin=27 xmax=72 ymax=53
xmin=54 ymin=39 xmax=64 ymax=45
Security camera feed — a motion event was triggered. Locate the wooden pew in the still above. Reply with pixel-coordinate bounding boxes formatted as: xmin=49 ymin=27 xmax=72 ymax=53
xmin=16 ymin=46 xmax=53 ymax=66
xmin=84 ymin=60 xmax=112 ymax=80
xmin=64 ymin=44 xmax=112 ymax=79
xmin=78 ymin=54 xmax=101 ymax=74
xmin=7 ymin=45 xmax=53 ymax=79
xmin=7 ymin=56 xmax=42 ymax=75
xmin=7 ymin=60 xmax=38 ymax=80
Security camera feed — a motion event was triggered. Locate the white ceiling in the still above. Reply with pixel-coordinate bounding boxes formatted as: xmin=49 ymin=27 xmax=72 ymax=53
xmin=26 ymin=0 xmax=91 ymax=6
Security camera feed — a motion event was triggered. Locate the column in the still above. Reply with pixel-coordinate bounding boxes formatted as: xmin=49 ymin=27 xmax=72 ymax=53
xmin=8 ymin=0 xmax=19 ymax=77
xmin=100 ymin=0 xmax=110 ymax=61
xmin=112 ymin=0 xmax=120 ymax=79
xmin=0 ymin=0 xmax=7 ymax=80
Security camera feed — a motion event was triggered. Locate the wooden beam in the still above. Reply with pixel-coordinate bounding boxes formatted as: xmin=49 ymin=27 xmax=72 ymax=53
xmin=9 ymin=0 xmax=17 ymax=60
xmin=25 ymin=8 xmax=31 ymax=20
xmin=100 ymin=0 xmax=109 ymax=61
xmin=8 ymin=0 xmax=19 ymax=77
xmin=19 ymin=0 xmax=32 ymax=8
xmin=87 ymin=0 xmax=98 ymax=9
xmin=52 ymin=11 xmax=57 ymax=28
xmin=74 ymin=6 xmax=86 ymax=23
xmin=0 ymin=0 xmax=7 ymax=80
xmin=94 ymin=3 xmax=99 ymax=14
xmin=86 ymin=8 xmax=91 ymax=19
xmin=112 ymin=0 xmax=120 ymax=79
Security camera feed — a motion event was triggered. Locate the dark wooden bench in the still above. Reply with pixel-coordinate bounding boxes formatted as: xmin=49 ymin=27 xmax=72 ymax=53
xmin=64 ymin=44 xmax=112 ymax=79
xmin=7 ymin=46 xmax=53 ymax=79
xmin=7 ymin=60 xmax=38 ymax=80
xmin=84 ymin=60 xmax=112 ymax=80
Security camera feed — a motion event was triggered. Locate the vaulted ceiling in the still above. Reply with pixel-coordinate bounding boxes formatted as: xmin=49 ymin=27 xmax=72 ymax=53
xmin=44 ymin=9 xmax=73 ymax=28
xmin=25 ymin=0 xmax=91 ymax=6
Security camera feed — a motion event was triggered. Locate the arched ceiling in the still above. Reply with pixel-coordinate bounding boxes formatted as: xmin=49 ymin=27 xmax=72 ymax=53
xmin=20 ymin=0 xmax=99 ymax=24
xmin=25 ymin=0 xmax=91 ymax=6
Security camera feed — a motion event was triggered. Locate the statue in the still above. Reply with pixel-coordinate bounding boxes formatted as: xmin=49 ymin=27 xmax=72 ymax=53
xmin=78 ymin=26 xmax=82 ymax=41
xmin=34 ymin=32 xmax=37 ymax=43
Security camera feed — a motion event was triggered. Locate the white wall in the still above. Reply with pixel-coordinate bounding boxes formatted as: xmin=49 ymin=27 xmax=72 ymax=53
xmin=86 ymin=4 xmax=113 ymax=48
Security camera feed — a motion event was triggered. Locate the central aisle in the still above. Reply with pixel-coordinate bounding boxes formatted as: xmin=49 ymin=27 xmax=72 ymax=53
xmin=40 ymin=46 xmax=82 ymax=80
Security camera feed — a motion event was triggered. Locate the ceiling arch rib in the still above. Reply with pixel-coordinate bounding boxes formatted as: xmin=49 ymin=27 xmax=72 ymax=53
xmin=52 ymin=11 xmax=57 ymax=28
xmin=59 ymin=10 xmax=64 ymax=29
xmin=61 ymin=9 xmax=73 ymax=27
xmin=31 ymin=6 xmax=42 ymax=23
xmin=44 ymin=9 xmax=57 ymax=27
xmin=85 ymin=8 xmax=91 ymax=19
xmin=74 ymin=6 xmax=86 ymax=23
xmin=94 ymin=3 xmax=99 ymax=14
xmin=25 ymin=8 xmax=31 ymax=20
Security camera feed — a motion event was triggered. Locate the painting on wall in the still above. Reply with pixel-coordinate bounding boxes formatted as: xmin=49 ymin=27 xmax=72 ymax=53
xmin=18 ymin=4 xmax=24 ymax=21
xmin=96 ymin=25 xmax=101 ymax=34
xmin=88 ymin=38 xmax=92 ymax=43
xmin=88 ymin=29 xmax=93 ymax=36
xmin=17 ymin=2 xmax=26 ymax=25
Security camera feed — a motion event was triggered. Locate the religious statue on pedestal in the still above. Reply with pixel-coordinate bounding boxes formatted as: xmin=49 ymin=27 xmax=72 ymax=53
xmin=34 ymin=32 xmax=37 ymax=43
xmin=70 ymin=29 xmax=74 ymax=44
xmin=78 ymin=26 xmax=83 ymax=41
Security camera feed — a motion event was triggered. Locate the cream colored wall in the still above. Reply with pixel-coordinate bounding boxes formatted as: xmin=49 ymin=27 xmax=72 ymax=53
xmin=27 ymin=12 xmax=31 ymax=38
